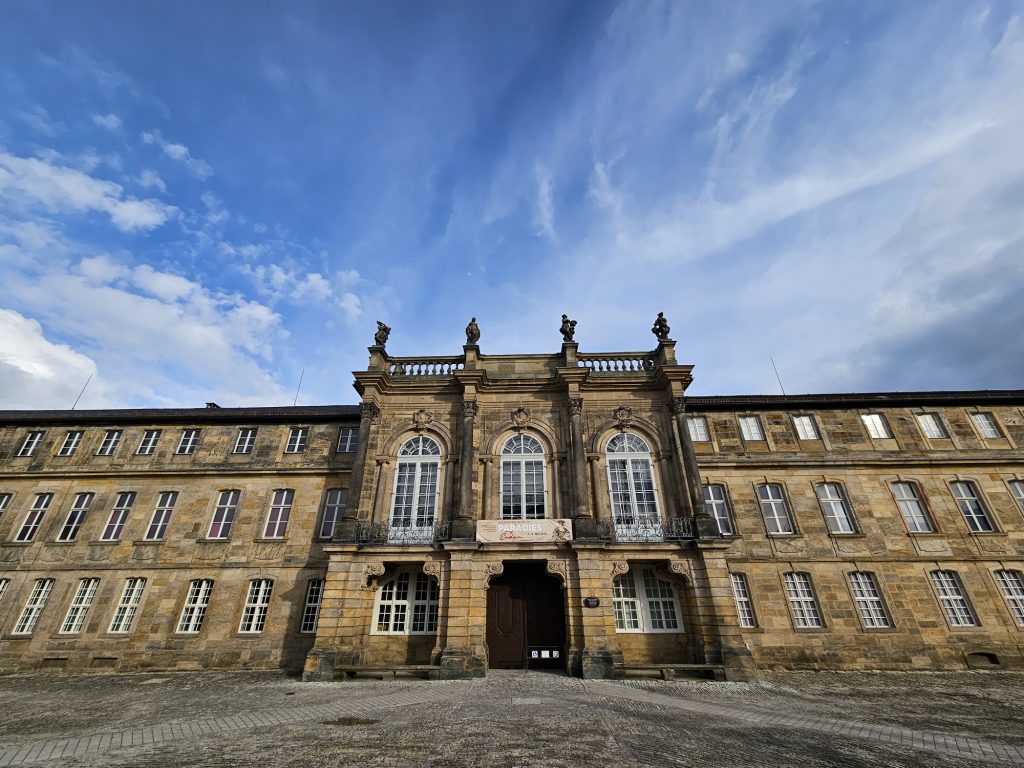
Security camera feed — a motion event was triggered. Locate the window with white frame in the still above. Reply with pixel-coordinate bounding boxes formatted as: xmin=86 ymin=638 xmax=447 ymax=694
xmin=950 ymin=481 xmax=995 ymax=532
xmin=738 ymin=415 xmax=764 ymax=441
xmin=612 ymin=566 xmax=682 ymax=632
xmin=501 ymin=434 xmax=546 ymax=520
xmin=792 ymin=415 xmax=819 ymax=440
xmin=930 ymin=570 xmax=977 ymax=627
xmin=239 ymin=579 xmax=273 ymax=633
xmin=373 ymin=569 xmax=439 ymax=634
xmin=60 ymin=578 xmax=100 ymax=634
xmin=756 ymin=483 xmax=795 ymax=534
xmin=390 ymin=436 xmax=442 ymax=536
xmin=815 ymin=483 xmax=857 ymax=534
xmin=606 ymin=433 xmax=660 ymax=537
xmin=703 ymin=484 xmax=734 ymax=536
xmin=890 ymin=482 xmax=934 ymax=533
xmin=971 ymin=412 xmax=1001 ymax=439
xmin=100 ymin=491 xmax=136 ymax=541
xmin=136 ymin=429 xmax=162 ymax=455
xmin=208 ymin=490 xmax=240 ymax=539
xmin=57 ymin=431 xmax=83 ymax=457
xmin=16 ymin=493 xmax=53 ymax=542
xmin=336 ymin=427 xmax=357 ymax=452
xmin=109 ymin=578 xmax=146 ymax=633
xmin=730 ymin=573 xmax=757 ymax=628
xmin=784 ymin=572 xmax=823 ymax=628
xmin=17 ymin=431 xmax=44 ymax=457
xmin=994 ymin=570 xmax=1024 ymax=626
xmin=916 ymin=413 xmax=947 ymax=439
xmin=145 ymin=491 xmax=178 ymax=540
xmin=233 ymin=428 xmax=257 ymax=454
xmin=686 ymin=416 xmax=709 ymax=442
xmin=0 ymin=492 xmax=10 ymax=519
xmin=96 ymin=429 xmax=122 ymax=456
xmin=176 ymin=429 xmax=201 ymax=454
xmin=263 ymin=489 xmax=293 ymax=538
xmin=847 ymin=572 xmax=891 ymax=628
xmin=319 ymin=489 xmax=347 ymax=539
xmin=0 ymin=578 xmax=8 ymax=604
xmin=861 ymin=414 xmax=891 ymax=439
xmin=177 ymin=579 xmax=213 ymax=633
xmin=57 ymin=492 xmax=94 ymax=542
xmin=1007 ymin=480 xmax=1024 ymax=514
xmin=13 ymin=579 xmax=54 ymax=635
xmin=300 ymin=578 xmax=325 ymax=633
xmin=285 ymin=427 xmax=308 ymax=453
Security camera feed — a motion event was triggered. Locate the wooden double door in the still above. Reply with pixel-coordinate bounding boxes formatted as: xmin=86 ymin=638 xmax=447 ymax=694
xmin=486 ymin=562 xmax=566 ymax=670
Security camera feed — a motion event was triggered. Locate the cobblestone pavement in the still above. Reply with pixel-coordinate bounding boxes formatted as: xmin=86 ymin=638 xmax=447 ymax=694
xmin=1 ymin=670 xmax=1023 ymax=767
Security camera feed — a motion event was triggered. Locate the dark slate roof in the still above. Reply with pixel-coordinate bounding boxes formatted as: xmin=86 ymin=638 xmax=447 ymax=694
xmin=0 ymin=405 xmax=360 ymax=426
xmin=686 ymin=390 xmax=1024 ymax=411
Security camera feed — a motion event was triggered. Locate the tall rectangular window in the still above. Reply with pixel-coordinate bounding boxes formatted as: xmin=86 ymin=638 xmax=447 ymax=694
xmin=847 ymin=572 xmax=891 ymax=628
xmin=916 ymin=413 xmax=947 ymax=439
xmin=1007 ymin=480 xmax=1024 ymax=514
xmin=861 ymin=414 xmax=891 ymax=439
xmin=756 ymin=483 xmax=794 ymax=534
xmin=239 ymin=579 xmax=273 ymax=633
xmin=176 ymin=429 xmax=201 ymax=454
xmin=815 ymin=483 xmax=857 ymax=533
xmin=320 ymin=489 xmax=347 ymax=539
xmin=738 ymin=415 xmax=764 ymax=441
xmin=374 ymin=570 xmax=439 ymax=634
xmin=950 ymin=481 xmax=995 ymax=532
xmin=703 ymin=484 xmax=733 ymax=536
xmin=97 ymin=429 xmax=122 ymax=456
xmin=686 ymin=416 xmax=710 ymax=442
xmin=109 ymin=578 xmax=146 ymax=633
xmin=136 ymin=429 xmax=162 ymax=455
xmin=208 ymin=490 xmax=240 ymax=539
xmin=730 ymin=573 xmax=757 ymax=628
xmin=994 ymin=570 xmax=1024 ymax=626
xmin=0 ymin=492 xmax=12 ymax=515
xmin=101 ymin=491 xmax=136 ymax=541
xmin=891 ymin=482 xmax=934 ymax=533
xmin=263 ymin=489 xmax=293 ymax=538
xmin=784 ymin=572 xmax=823 ymax=628
xmin=792 ymin=415 xmax=819 ymax=440
xmin=60 ymin=578 xmax=100 ymax=634
xmin=57 ymin=431 xmax=83 ymax=457
xmin=611 ymin=567 xmax=681 ymax=633
xmin=17 ymin=431 xmax=44 ymax=457
xmin=285 ymin=427 xmax=308 ymax=453
xmin=0 ymin=578 xmax=8 ymax=603
xmin=930 ymin=570 xmax=977 ymax=627
xmin=145 ymin=491 xmax=178 ymax=540
xmin=177 ymin=579 xmax=213 ymax=634
xmin=336 ymin=427 xmax=357 ymax=452
xmin=17 ymin=493 xmax=53 ymax=542
xmin=971 ymin=412 xmax=1001 ymax=439
xmin=13 ymin=579 xmax=54 ymax=635
xmin=58 ymin=492 xmax=94 ymax=541
xmin=233 ymin=428 xmax=257 ymax=454
xmin=301 ymin=579 xmax=325 ymax=633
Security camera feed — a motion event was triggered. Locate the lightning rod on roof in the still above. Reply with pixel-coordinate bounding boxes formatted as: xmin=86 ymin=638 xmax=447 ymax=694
xmin=71 ymin=374 xmax=92 ymax=410
xmin=293 ymin=369 xmax=305 ymax=407
xmin=770 ymin=356 xmax=787 ymax=397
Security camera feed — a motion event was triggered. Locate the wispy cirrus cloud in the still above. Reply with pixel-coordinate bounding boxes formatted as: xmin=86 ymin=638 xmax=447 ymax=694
xmin=141 ymin=129 xmax=213 ymax=179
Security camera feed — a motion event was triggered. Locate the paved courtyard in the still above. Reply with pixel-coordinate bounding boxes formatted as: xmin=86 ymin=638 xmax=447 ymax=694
xmin=0 ymin=669 xmax=1022 ymax=767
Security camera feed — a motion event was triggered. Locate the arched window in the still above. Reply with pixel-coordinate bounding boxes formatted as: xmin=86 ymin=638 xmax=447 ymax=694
xmin=501 ymin=434 xmax=546 ymax=519
xmin=606 ymin=433 xmax=661 ymax=541
xmin=390 ymin=436 xmax=442 ymax=541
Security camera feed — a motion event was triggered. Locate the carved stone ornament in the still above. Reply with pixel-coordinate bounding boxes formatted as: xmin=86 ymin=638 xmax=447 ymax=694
xmin=511 ymin=407 xmax=531 ymax=428
xmin=374 ymin=320 xmax=392 ymax=347
xmin=613 ymin=405 xmax=633 ymax=428
xmin=669 ymin=396 xmax=687 ymax=415
xmin=465 ymin=317 xmax=481 ymax=345
xmin=360 ymin=402 xmax=380 ymax=420
xmin=463 ymin=400 xmax=479 ymax=418
xmin=422 ymin=560 xmax=444 ymax=579
xmin=568 ymin=398 xmax=584 ymax=417
xmin=546 ymin=559 xmax=568 ymax=586
xmin=668 ymin=560 xmax=691 ymax=584
xmin=651 ymin=312 xmax=671 ymax=341
xmin=483 ymin=561 xmax=505 ymax=585
xmin=559 ymin=314 xmax=577 ymax=342
xmin=412 ymin=409 xmax=434 ymax=431
xmin=610 ymin=561 xmax=630 ymax=578
xmin=363 ymin=562 xmax=386 ymax=589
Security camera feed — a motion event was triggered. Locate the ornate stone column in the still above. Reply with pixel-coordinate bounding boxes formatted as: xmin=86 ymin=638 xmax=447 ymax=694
xmin=671 ymin=396 xmax=718 ymax=538
xmin=335 ymin=402 xmax=379 ymax=541
xmin=452 ymin=400 xmax=478 ymax=539
xmin=568 ymin=397 xmax=596 ymax=538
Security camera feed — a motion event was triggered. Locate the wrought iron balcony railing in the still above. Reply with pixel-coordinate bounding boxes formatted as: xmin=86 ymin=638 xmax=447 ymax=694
xmin=355 ymin=520 xmax=451 ymax=545
xmin=596 ymin=515 xmax=696 ymax=543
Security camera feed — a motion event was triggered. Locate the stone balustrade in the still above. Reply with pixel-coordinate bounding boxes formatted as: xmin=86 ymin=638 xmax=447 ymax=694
xmin=387 ymin=357 xmax=465 ymax=376
xmin=577 ymin=352 xmax=657 ymax=374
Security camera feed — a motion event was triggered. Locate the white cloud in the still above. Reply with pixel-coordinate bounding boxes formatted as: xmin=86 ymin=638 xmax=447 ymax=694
xmin=338 ymin=292 xmax=362 ymax=323
xmin=19 ymin=105 xmax=64 ymax=137
xmin=532 ymin=163 xmax=557 ymax=241
xmin=92 ymin=113 xmax=122 ymax=131
xmin=141 ymin=129 xmax=214 ymax=179
xmin=137 ymin=168 xmax=167 ymax=192
xmin=0 ymin=151 xmax=175 ymax=233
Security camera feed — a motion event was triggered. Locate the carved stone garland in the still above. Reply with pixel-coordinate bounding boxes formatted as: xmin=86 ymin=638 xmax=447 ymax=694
xmin=510 ymin=407 xmax=531 ymax=429
xmin=412 ymin=409 xmax=434 ymax=431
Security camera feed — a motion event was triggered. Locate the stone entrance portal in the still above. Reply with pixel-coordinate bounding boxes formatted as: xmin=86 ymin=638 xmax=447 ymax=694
xmin=486 ymin=561 xmax=566 ymax=670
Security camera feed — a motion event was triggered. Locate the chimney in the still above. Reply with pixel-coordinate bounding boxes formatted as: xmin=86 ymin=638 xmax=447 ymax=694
xmin=205 ymin=402 xmax=220 ymax=409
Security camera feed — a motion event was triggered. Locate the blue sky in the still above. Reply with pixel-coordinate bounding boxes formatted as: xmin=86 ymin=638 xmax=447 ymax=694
xmin=1 ymin=1 xmax=1023 ymax=409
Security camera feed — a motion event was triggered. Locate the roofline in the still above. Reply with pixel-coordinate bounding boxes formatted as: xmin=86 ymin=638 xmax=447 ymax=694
xmin=0 ymin=405 xmax=361 ymax=427
xmin=686 ymin=390 xmax=1024 ymax=411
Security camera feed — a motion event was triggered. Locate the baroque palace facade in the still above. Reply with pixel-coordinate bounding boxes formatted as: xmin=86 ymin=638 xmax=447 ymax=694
xmin=1 ymin=316 xmax=1024 ymax=681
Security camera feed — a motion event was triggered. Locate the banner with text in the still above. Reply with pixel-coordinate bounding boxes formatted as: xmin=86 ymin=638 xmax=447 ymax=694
xmin=476 ymin=519 xmax=573 ymax=543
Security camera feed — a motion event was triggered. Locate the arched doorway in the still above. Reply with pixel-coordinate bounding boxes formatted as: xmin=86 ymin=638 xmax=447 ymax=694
xmin=486 ymin=561 xmax=566 ymax=670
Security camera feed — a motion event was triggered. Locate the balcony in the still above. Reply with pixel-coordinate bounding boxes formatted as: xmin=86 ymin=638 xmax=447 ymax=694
xmin=597 ymin=516 xmax=695 ymax=543
xmin=355 ymin=520 xmax=450 ymax=545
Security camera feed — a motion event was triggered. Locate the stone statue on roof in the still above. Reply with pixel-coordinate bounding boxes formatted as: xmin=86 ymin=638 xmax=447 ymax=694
xmin=465 ymin=317 xmax=480 ymax=345
xmin=374 ymin=321 xmax=391 ymax=348
xmin=560 ymin=314 xmax=577 ymax=343
xmin=652 ymin=312 xmax=671 ymax=341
